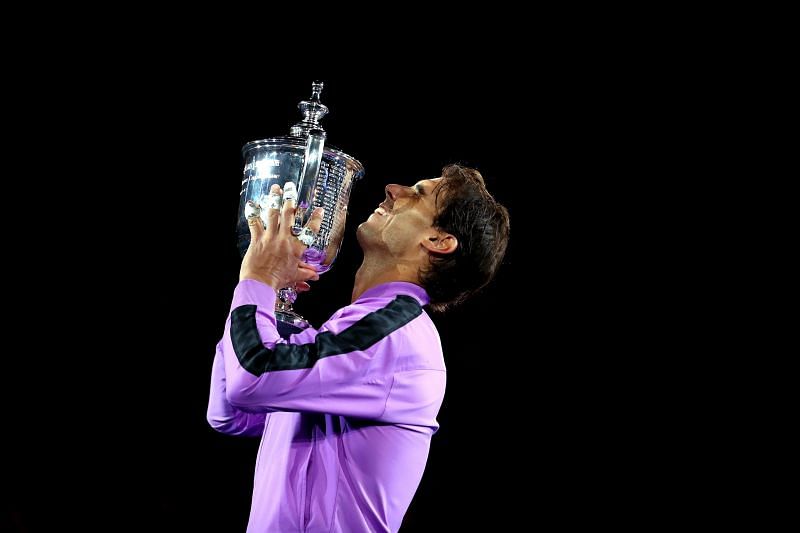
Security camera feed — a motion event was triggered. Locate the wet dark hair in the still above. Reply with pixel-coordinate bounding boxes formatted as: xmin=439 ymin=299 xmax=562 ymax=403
xmin=421 ymin=164 xmax=510 ymax=311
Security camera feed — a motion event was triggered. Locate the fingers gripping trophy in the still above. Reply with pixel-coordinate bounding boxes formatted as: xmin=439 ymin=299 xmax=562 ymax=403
xmin=237 ymin=82 xmax=365 ymax=338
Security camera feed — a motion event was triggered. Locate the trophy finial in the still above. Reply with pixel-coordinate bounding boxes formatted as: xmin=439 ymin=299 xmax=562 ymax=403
xmin=310 ymin=81 xmax=323 ymax=102
xmin=291 ymin=81 xmax=329 ymax=137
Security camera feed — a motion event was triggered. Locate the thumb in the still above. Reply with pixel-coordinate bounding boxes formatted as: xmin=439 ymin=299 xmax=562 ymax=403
xmin=306 ymin=207 xmax=325 ymax=234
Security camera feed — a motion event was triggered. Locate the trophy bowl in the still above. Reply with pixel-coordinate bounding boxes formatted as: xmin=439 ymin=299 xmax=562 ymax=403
xmin=237 ymin=82 xmax=365 ymax=335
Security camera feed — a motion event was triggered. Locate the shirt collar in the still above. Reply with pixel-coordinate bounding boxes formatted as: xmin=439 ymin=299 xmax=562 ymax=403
xmin=355 ymin=281 xmax=430 ymax=306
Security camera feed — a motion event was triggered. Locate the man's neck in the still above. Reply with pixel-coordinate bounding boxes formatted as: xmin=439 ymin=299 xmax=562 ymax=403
xmin=352 ymin=256 xmax=420 ymax=303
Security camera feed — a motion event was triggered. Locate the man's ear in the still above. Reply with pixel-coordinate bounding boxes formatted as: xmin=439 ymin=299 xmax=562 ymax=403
xmin=422 ymin=230 xmax=458 ymax=255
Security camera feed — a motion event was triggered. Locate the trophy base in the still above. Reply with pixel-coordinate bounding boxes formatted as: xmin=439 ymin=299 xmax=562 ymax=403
xmin=276 ymin=310 xmax=310 ymax=339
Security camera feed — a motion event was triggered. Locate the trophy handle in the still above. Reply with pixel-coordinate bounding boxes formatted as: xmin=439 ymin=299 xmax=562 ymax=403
xmin=276 ymin=128 xmax=326 ymax=335
xmin=293 ymin=129 xmax=326 ymax=233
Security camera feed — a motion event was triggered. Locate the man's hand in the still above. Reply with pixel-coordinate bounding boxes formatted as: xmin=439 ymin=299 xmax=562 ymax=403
xmin=240 ymin=183 xmax=324 ymax=291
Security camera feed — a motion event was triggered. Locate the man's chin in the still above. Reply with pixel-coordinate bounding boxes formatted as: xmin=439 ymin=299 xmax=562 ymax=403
xmin=357 ymin=217 xmax=376 ymax=233
xmin=356 ymin=221 xmax=375 ymax=246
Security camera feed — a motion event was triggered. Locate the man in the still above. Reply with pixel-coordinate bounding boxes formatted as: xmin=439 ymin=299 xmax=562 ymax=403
xmin=207 ymin=164 xmax=510 ymax=532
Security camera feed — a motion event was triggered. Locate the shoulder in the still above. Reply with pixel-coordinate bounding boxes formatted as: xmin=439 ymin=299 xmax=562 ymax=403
xmin=322 ymin=296 xmax=444 ymax=372
xmin=387 ymin=308 xmax=444 ymax=372
xmin=323 ymin=294 xmax=426 ymax=335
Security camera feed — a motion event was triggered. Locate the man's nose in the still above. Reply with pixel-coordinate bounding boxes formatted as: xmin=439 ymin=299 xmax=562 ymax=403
xmin=385 ymin=184 xmax=412 ymax=202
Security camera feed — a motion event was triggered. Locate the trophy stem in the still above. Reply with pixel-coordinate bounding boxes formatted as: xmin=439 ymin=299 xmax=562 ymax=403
xmin=276 ymin=287 xmax=310 ymax=337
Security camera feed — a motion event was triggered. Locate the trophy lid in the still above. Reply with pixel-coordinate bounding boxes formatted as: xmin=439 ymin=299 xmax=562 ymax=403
xmin=290 ymin=81 xmax=329 ymax=137
xmin=241 ymin=81 xmax=364 ymax=178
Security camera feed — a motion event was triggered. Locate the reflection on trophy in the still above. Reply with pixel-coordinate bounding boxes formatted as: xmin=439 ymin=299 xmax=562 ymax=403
xmin=237 ymin=81 xmax=365 ymax=336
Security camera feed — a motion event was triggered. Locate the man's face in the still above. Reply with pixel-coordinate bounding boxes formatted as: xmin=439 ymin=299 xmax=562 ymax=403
xmin=357 ymin=177 xmax=445 ymax=259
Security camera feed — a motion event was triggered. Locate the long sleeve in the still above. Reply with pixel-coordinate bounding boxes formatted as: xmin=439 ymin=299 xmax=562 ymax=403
xmin=221 ymin=279 xmax=432 ymax=420
xmin=207 ymin=341 xmax=267 ymax=436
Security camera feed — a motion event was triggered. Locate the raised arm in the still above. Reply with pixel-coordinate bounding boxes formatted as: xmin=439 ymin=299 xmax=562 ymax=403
xmin=221 ymin=280 xmax=423 ymax=418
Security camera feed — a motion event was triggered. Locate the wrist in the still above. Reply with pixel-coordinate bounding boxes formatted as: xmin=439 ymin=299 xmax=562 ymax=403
xmin=239 ymin=273 xmax=282 ymax=292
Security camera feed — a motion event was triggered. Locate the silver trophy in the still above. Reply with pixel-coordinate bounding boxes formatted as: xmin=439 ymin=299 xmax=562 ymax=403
xmin=238 ymin=81 xmax=365 ymax=336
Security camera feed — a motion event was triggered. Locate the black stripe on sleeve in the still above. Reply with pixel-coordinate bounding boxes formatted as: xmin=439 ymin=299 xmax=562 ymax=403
xmin=230 ymin=295 xmax=422 ymax=375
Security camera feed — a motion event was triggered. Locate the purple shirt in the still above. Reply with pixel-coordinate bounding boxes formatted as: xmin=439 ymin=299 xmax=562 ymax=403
xmin=207 ymin=280 xmax=446 ymax=532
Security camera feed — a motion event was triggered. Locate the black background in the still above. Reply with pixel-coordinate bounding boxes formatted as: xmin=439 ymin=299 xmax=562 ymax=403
xmin=4 ymin=63 xmax=660 ymax=531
